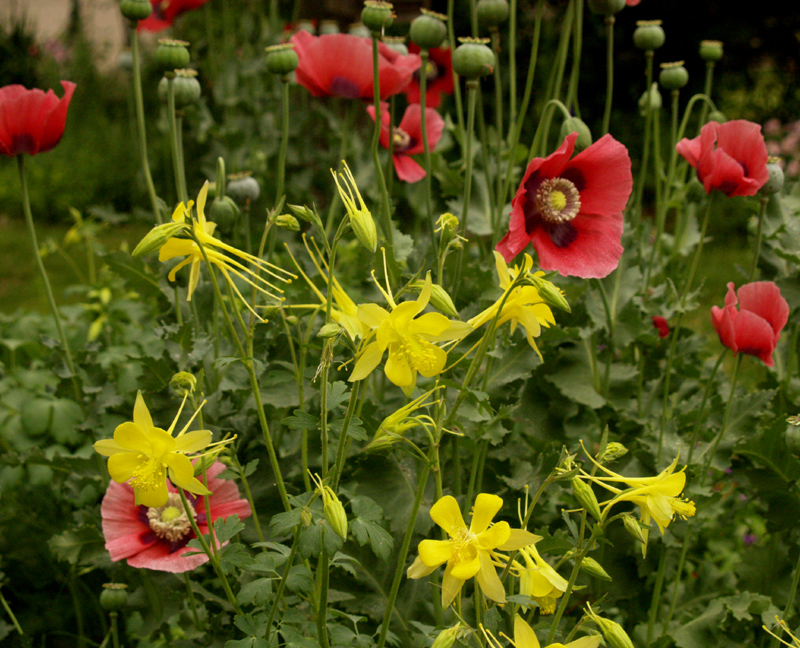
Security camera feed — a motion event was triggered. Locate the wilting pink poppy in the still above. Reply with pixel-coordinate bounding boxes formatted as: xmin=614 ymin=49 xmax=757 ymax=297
xmin=0 ymin=82 xmax=75 ymax=156
xmin=367 ymin=101 xmax=444 ymax=182
xmin=139 ymin=0 xmax=210 ymax=32
xmin=710 ymin=281 xmax=789 ymax=366
xmin=496 ymin=132 xmax=632 ymax=278
xmin=101 ymin=461 xmax=251 ymax=572
xmin=405 ymin=44 xmax=454 ymax=109
xmin=652 ymin=316 xmax=669 ymax=338
xmin=290 ymin=31 xmax=420 ymax=101
xmin=676 ymin=120 xmax=769 ymax=197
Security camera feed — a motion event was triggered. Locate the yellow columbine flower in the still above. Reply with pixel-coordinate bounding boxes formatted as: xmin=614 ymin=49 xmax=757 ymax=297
xmin=467 ymin=252 xmax=557 ymax=360
xmin=332 ymin=160 xmax=377 ymax=253
xmin=93 ymin=392 xmax=223 ymax=508
xmin=482 ymin=614 xmax=601 ymax=648
xmin=582 ymin=449 xmax=696 ymax=534
xmin=350 ymin=272 xmax=471 ymax=396
xmin=512 ymin=544 xmax=569 ymax=615
xmin=407 ymin=493 xmax=540 ymax=607
xmin=157 ymin=182 xmax=294 ymax=319
xmin=764 ymin=617 xmax=800 ymax=648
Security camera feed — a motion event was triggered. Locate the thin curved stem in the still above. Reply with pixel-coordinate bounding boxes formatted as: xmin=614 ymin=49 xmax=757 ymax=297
xmin=601 ymin=15 xmax=615 ymax=135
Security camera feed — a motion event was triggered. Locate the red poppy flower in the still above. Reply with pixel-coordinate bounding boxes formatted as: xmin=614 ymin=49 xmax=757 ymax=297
xmin=290 ymin=31 xmax=421 ymax=101
xmin=676 ymin=120 xmax=769 ymax=197
xmin=405 ymin=44 xmax=454 ymax=109
xmin=0 ymin=81 xmax=75 ymax=157
xmin=652 ymin=316 xmax=669 ymax=338
xmin=496 ymin=132 xmax=632 ymax=278
xmin=367 ymin=101 xmax=444 ymax=183
xmin=101 ymin=461 xmax=251 ymax=573
xmin=710 ymin=281 xmax=789 ymax=366
xmin=139 ymin=0 xmax=211 ymax=32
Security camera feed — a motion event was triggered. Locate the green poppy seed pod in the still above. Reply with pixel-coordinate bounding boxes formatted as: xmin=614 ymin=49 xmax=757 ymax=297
xmin=659 ymin=61 xmax=689 ymax=90
xmin=265 ymin=43 xmax=299 ymax=76
xmin=319 ymin=20 xmax=340 ymax=35
xmin=452 ymin=38 xmax=494 ymax=79
xmin=132 ymin=221 xmax=188 ymax=257
xmin=638 ymin=82 xmax=662 ymax=116
xmin=571 ymin=478 xmax=602 ymax=521
xmin=622 ymin=514 xmax=649 ymax=546
xmin=633 ymin=20 xmax=665 ymax=50
xmin=587 ymin=0 xmax=626 ymax=16
xmin=120 ymin=0 xmax=153 ymax=22
xmin=99 ymin=583 xmax=128 ymax=612
xmin=588 ymin=610 xmax=635 ymax=648
xmin=760 ymin=157 xmax=784 ymax=195
xmin=172 ymin=69 xmax=201 ymax=106
xmin=361 ymin=1 xmax=395 ymax=33
xmin=209 ymin=196 xmax=240 ymax=233
xmin=699 ymin=39 xmax=723 ymax=62
xmin=559 ymin=117 xmax=593 ymax=153
xmin=580 ymin=556 xmax=612 ymax=581
xmin=786 ymin=418 xmax=800 ymax=455
xmin=411 ymin=280 xmax=459 ymax=317
xmin=707 ymin=110 xmax=727 ymax=123
xmin=597 ymin=441 xmax=628 ymax=463
xmin=382 ymin=36 xmax=408 ymax=56
xmin=155 ymin=39 xmax=190 ymax=73
xmin=409 ymin=9 xmax=448 ymax=50
xmin=227 ymin=173 xmax=261 ymax=204
xmin=476 ymin=0 xmax=510 ymax=28
xmin=170 ymin=371 xmax=197 ymax=395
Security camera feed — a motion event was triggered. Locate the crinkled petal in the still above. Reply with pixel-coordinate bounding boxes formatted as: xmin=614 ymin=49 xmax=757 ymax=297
xmin=563 ymin=134 xmax=633 ymax=216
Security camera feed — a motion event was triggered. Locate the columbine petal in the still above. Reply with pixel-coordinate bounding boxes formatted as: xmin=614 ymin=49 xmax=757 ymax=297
xmin=514 ymin=616 xmax=541 ymax=648
xmin=173 ymin=429 xmax=213 ymax=453
xmin=499 ymin=528 xmax=541 ymax=551
xmin=475 ymin=550 xmax=506 ymax=603
xmin=430 ymin=495 xmax=467 ymax=537
xmin=407 ymin=554 xmax=438 ymax=578
xmin=441 ymin=561 xmax=466 ymax=608
xmin=350 ymin=341 xmax=385 ymax=382
xmin=133 ymin=391 xmax=154 ymax=430
xmin=470 ymin=493 xmax=503 ymax=534
xmin=107 ymin=452 xmax=144 ymax=484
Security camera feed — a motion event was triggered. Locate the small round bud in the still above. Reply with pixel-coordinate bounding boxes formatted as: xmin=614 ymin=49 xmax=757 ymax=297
xmin=170 ymin=371 xmax=197 ymax=395
xmin=409 ymin=9 xmax=448 ymax=50
xmin=361 ymin=1 xmax=395 ymax=33
xmin=120 ymin=0 xmax=153 ymax=22
xmin=476 ymin=0 xmax=510 ymax=28
xmin=559 ymin=117 xmax=592 ymax=153
xmin=100 ymin=583 xmax=128 ymax=612
xmin=155 ymin=39 xmax=190 ymax=73
xmin=659 ymin=61 xmax=689 ymax=90
xmin=265 ymin=43 xmax=299 ymax=76
xmin=707 ymin=110 xmax=727 ymax=123
xmin=638 ymin=82 xmax=662 ymax=115
xmin=699 ymin=39 xmax=723 ymax=62
xmin=318 ymin=322 xmax=344 ymax=339
xmin=227 ymin=172 xmax=261 ymax=204
xmin=587 ymin=0 xmax=626 ymax=16
xmin=760 ymin=157 xmax=785 ymax=195
xmin=209 ymin=196 xmax=240 ymax=233
xmin=633 ymin=20 xmax=665 ymax=50
xmin=452 ymin=37 xmax=494 ymax=79
xmin=382 ymin=36 xmax=408 ymax=55
xmin=276 ymin=214 xmax=301 ymax=231
xmin=319 ymin=20 xmax=340 ymax=35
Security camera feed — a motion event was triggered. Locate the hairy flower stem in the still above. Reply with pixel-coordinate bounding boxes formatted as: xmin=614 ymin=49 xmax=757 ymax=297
xmin=178 ymin=489 xmax=243 ymax=615
xmin=183 ymin=573 xmax=203 ymax=630
xmin=276 ymin=76 xmax=291 ymax=205
xmin=331 ymin=379 xmax=363 ymax=490
xmin=316 ymin=543 xmax=331 ymax=648
xmin=601 ymin=15 xmax=615 ymax=135
xmin=452 ymin=80 xmax=479 ymax=295
xmin=18 ymin=155 xmax=82 ymax=405
xmin=129 ymin=26 xmax=162 ymax=223
xmin=166 ymin=78 xmax=188 ymax=204
xmin=508 ymin=0 xmax=518 ymax=128
xmin=697 ymin=62 xmax=716 ymax=133
xmin=110 ymin=612 xmax=120 ymax=648
xmin=645 ymin=544 xmax=668 ymax=647
xmin=749 ymin=195 xmax=768 ymax=281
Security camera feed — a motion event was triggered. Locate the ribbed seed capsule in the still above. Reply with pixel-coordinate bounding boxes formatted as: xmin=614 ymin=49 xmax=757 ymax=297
xmin=409 ymin=9 xmax=447 ymax=50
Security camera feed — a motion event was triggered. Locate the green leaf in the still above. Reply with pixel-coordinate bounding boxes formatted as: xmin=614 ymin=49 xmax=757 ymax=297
xmin=214 ymin=514 xmax=245 ymax=543
xmin=238 ymin=578 xmax=273 ymax=607
xmin=349 ymin=495 xmax=394 ymax=561
xmin=270 ymin=509 xmax=303 ymax=538
xmin=282 ymin=410 xmax=319 ymax=431
xmin=544 ymin=347 xmax=605 ymax=409
xmin=330 ymin=416 xmax=367 ymax=441
xmin=327 ymin=381 xmax=349 ymax=410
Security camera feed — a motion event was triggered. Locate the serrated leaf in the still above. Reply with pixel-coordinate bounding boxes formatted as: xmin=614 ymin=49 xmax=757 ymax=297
xmin=330 ymin=416 xmax=367 ymax=441
xmin=326 ymin=381 xmax=349 ymax=410
xmin=215 ymin=514 xmax=245 ymax=543
xmin=238 ymin=578 xmax=273 ymax=607
xmin=270 ymin=509 xmax=303 ymax=537
xmin=282 ymin=410 xmax=319 ymax=431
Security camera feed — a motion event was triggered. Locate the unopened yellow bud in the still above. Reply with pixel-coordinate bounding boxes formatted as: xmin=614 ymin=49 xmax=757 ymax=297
xmin=580 ymin=556 xmax=612 ymax=581
xmin=132 ymin=222 xmax=189 ymax=258
xmin=275 ymin=214 xmax=301 ymax=231
xmin=431 ymin=624 xmax=463 ymax=648
xmin=530 ymin=275 xmax=571 ymax=312
xmin=622 ymin=514 xmax=649 ymax=556
xmin=288 ymin=204 xmax=317 ymax=224
xmin=598 ymin=442 xmax=628 ymax=463
xmin=410 ymin=280 xmax=459 ymax=317
xmin=318 ymin=322 xmax=344 ymax=339
xmin=332 ymin=161 xmax=378 ymax=253
xmin=586 ymin=605 xmax=635 ymax=648
xmin=311 ymin=473 xmax=348 ymax=540
xmin=571 ymin=478 xmax=602 ymax=521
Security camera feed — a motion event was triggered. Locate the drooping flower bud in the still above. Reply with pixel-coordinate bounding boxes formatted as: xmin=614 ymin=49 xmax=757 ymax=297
xmin=452 ymin=38 xmax=494 ymax=79
xmin=659 ymin=61 xmax=689 ymax=90
xmin=155 ymin=39 xmax=191 ymax=74
xmin=409 ymin=9 xmax=448 ymax=50
xmin=707 ymin=110 xmax=727 ymax=123
xmin=580 ymin=556 xmax=612 ymax=581
xmin=699 ymin=39 xmax=723 ymax=62
xmin=559 ymin=117 xmax=592 ymax=153
xmin=622 ymin=514 xmax=649 ymax=547
xmin=760 ymin=157 xmax=784 ymax=195
xmin=476 ymin=0 xmax=510 ymax=29
xmin=410 ymin=280 xmax=459 ymax=317
xmin=99 ymin=583 xmax=129 ymax=612
xmin=361 ymin=1 xmax=395 ymax=34
xmin=597 ymin=441 xmax=628 ymax=463
xmin=571 ymin=478 xmax=602 ymax=521
xmin=265 ymin=43 xmax=299 ymax=76
xmin=311 ymin=473 xmax=348 ymax=540
xmin=275 ymin=214 xmax=301 ymax=231
xmin=633 ymin=20 xmax=665 ymax=50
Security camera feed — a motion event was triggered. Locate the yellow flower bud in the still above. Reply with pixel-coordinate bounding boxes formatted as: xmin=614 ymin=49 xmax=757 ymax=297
xmin=598 ymin=442 xmax=628 ymax=463
xmin=332 ymin=161 xmax=378 ymax=253
xmin=318 ymin=322 xmax=344 ymax=339
xmin=530 ymin=274 xmax=571 ymax=313
xmin=311 ymin=473 xmax=348 ymax=540
xmin=170 ymin=371 xmax=197 ymax=395
xmin=410 ymin=280 xmax=459 ymax=317
xmin=622 ymin=514 xmax=649 ymax=555
xmin=586 ymin=605 xmax=635 ymax=648
xmin=275 ymin=214 xmax=301 ymax=231
xmin=571 ymin=477 xmax=602 ymax=521
xmin=580 ymin=556 xmax=612 ymax=581
xmin=132 ymin=221 xmax=189 ymax=258
xmin=431 ymin=624 xmax=463 ymax=648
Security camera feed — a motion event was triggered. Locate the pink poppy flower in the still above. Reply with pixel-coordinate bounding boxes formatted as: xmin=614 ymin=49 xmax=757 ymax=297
xmin=290 ymin=31 xmax=421 ymax=101
xmin=101 ymin=461 xmax=251 ymax=573
xmin=405 ymin=44 xmax=454 ymax=110
xmin=626 ymin=0 xmax=641 ymax=5
xmin=0 ymin=82 xmax=75 ymax=157
xmin=710 ymin=281 xmax=789 ymax=367
xmin=139 ymin=0 xmax=211 ymax=32
xmin=652 ymin=316 xmax=669 ymax=338
xmin=675 ymin=120 xmax=769 ymax=197
xmin=367 ymin=101 xmax=444 ymax=183
xmin=496 ymin=132 xmax=632 ymax=278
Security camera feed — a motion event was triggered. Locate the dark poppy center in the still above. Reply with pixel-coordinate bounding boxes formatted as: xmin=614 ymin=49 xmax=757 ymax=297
xmin=329 ymin=76 xmax=362 ymax=99
xmin=392 ymin=128 xmax=415 ymax=152
xmin=11 ymin=133 xmax=36 ymax=155
xmin=534 ymin=177 xmax=581 ymax=224
xmin=414 ymin=60 xmax=441 ymax=82
xmin=145 ymin=492 xmax=197 ymax=552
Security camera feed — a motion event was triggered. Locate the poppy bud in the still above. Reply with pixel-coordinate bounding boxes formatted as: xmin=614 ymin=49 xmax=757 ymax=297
xmin=571 ymin=478 xmax=602 ymax=521
xmin=319 ymin=20 xmax=340 ymax=35
xmin=707 ymin=110 xmax=727 ymax=123
xmin=633 ymin=20 xmax=665 ymax=50
xmin=638 ymin=83 xmax=662 ymax=115
xmin=559 ymin=118 xmax=592 ymax=153
xmin=410 ymin=280 xmax=459 ymax=317
xmin=659 ymin=61 xmax=688 ymax=90
xmin=587 ymin=0 xmax=626 ymax=16
xmin=265 ymin=43 xmax=299 ymax=76
xmin=132 ymin=221 xmax=189 ymax=258
xmin=227 ymin=173 xmax=261 ymax=204
xmin=699 ymin=39 xmax=723 ymax=62
xmin=275 ymin=214 xmax=301 ymax=231
xmin=209 ymin=195 xmax=240 ymax=233
xmin=170 ymin=371 xmax=197 ymax=395
xmin=760 ymin=157 xmax=784 ymax=195
xmin=155 ymin=39 xmax=191 ymax=73
xmin=120 ymin=0 xmax=153 ymax=22
xmin=476 ymin=0 xmax=510 ymax=28
xmin=361 ymin=1 xmax=395 ymax=34
xmin=100 ymin=583 xmax=128 ymax=612
xmin=580 ymin=556 xmax=612 ymax=581
xmin=452 ymin=38 xmax=494 ymax=79
xmin=409 ymin=10 xmax=448 ymax=50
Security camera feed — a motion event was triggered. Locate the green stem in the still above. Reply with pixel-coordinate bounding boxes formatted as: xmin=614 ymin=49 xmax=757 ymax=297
xmin=18 ymin=155 xmax=81 ymax=404
xmin=447 ymin=0 xmax=465 ymax=141
xmin=316 ymin=544 xmax=331 ymax=648
xmin=371 ymin=36 xmax=395 ymax=252
xmin=697 ymin=62 xmax=715 ymax=131
xmin=166 ymin=77 xmax=188 ymax=204
xmin=331 ymin=379 xmax=363 ymax=489
xmin=266 ymin=532 xmax=300 ymax=642
xmin=0 ymin=589 xmax=23 ymax=635
xmin=183 ymin=572 xmax=203 ymax=630
xmin=419 ymin=49 xmax=438 ymax=277
xmin=508 ymin=0 xmax=518 ymax=128
xmin=565 ymin=0 xmax=583 ymax=113
xmin=276 ymin=76 xmax=290 ymax=205
xmin=771 ymin=549 xmax=800 ymax=648
xmin=129 ymin=25 xmax=162 ymax=223
xmin=230 ymin=452 xmax=265 ymax=544
xmin=452 ymin=80 xmax=479 ymax=295
xmin=601 ymin=15 xmax=615 ymax=135
xmin=749 ymin=196 xmax=768 ymax=281
xmin=645 ymin=545 xmax=668 ymax=647
xmin=110 ymin=612 xmax=120 ymax=648
xmin=491 ymin=28 xmax=505 ymax=232
xmin=633 ymin=51 xmax=656 ymax=226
